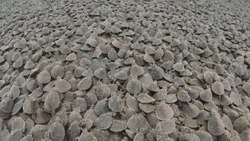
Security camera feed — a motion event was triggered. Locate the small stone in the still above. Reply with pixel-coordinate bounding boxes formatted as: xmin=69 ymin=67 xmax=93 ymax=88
xmin=173 ymin=62 xmax=185 ymax=72
xmin=178 ymin=133 xmax=200 ymax=141
xmin=177 ymin=90 xmax=191 ymax=102
xmin=156 ymin=120 xmax=175 ymax=134
xmin=114 ymin=70 xmax=128 ymax=80
xmin=47 ymin=122 xmax=65 ymax=141
xmin=66 ymin=53 xmax=77 ymax=61
xmin=94 ymin=68 xmax=106 ymax=79
xmin=150 ymin=65 xmax=164 ymax=80
xmin=127 ymin=114 xmax=149 ymax=132
xmin=44 ymin=91 xmax=60 ymax=112
xmin=55 ymin=78 xmax=71 ymax=93
xmin=126 ymin=79 xmax=141 ymax=95
xmin=109 ymin=120 xmax=127 ymax=132
xmin=77 ymin=77 xmax=92 ymax=91
xmin=95 ymin=113 xmax=113 ymax=129
xmin=37 ymin=70 xmax=51 ymax=84
xmin=204 ymin=71 xmax=214 ymax=84
xmin=200 ymin=88 xmax=213 ymax=102
xmin=208 ymin=115 xmax=225 ymax=136
xmin=196 ymin=131 xmax=213 ymax=141
xmin=211 ymin=81 xmax=225 ymax=95
xmin=155 ymin=102 xmax=174 ymax=120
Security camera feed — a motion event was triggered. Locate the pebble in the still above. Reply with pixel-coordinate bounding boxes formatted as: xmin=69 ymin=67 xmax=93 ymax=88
xmin=55 ymin=78 xmax=71 ymax=93
xmin=155 ymin=102 xmax=174 ymax=120
xmin=37 ymin=70 xmax=51 ymax=84
xmin=126 ymin=79 xmax=142 ymax=95
xmin=77 ymin=77 xmax=92 ymax=91
xmin=211 ymin=81 xmax=225 ymax=95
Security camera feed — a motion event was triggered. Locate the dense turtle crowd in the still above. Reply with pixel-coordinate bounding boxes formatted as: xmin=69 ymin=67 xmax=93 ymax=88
xmin=1 ymin=0 xmax=250 ymax=140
